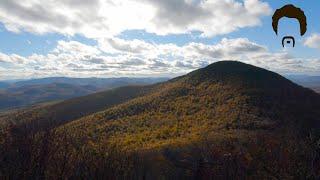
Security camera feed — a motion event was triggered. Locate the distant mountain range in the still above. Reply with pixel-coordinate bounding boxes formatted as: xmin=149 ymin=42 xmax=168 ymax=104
xmin=1 ymin=61 xmax=319 ymax=179
xmin=0 ymin=77 xmax=168 ymax=89
xmin=0 ymin=77 xmax=167 ymax=110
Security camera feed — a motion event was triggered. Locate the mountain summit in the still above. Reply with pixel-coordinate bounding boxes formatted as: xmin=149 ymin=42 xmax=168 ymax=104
xmin=1 ymin=61 xmax=320 ymax=179
xmin=182 ymin=61 xmax=296 ymax=89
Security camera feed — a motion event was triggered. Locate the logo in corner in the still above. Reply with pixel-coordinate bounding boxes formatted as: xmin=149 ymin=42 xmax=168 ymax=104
xmin=272 ymin=4 xmax=307 ymax=48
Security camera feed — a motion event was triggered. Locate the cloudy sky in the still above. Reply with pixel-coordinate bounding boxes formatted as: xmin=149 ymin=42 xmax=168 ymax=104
xmin=0 ymin=0 xmax=319 ymax=80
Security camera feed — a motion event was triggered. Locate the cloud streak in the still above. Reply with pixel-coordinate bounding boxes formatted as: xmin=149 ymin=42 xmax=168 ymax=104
xmin=1 ymin=38 xmax=319 ymax=80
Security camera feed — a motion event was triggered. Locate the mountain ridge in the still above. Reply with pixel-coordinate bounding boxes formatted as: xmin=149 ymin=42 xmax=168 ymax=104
xmin=1 ymin=61 xmax=320 ymax=179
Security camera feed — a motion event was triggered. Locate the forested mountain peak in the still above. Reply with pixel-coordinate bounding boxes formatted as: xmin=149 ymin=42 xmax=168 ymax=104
xmin=1 ymin=61 xmax=320 ymax=179
xmin=179 ymin=61 xmax=295 ymax=90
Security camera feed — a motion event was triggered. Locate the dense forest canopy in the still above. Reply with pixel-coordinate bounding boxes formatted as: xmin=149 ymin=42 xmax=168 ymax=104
xmin=1 ymin=61 xmax=320 ymax=179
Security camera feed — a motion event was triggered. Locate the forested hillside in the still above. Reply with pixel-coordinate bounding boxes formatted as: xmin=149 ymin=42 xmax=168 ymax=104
xmin=1 ymin=61 xmax=320 ymax=179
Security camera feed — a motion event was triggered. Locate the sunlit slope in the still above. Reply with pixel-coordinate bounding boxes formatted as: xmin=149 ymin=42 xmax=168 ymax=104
xmin=60 ymin=61 xmax=320 ymax=150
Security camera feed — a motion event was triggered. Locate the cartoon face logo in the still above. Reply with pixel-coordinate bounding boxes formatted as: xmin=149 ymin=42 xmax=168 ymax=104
xmin=272 ymin=4 xmax=307 ymax=48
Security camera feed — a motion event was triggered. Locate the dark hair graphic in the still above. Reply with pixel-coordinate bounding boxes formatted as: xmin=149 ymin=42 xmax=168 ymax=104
xmin=272 ymin=4 xmax=307 ymax=36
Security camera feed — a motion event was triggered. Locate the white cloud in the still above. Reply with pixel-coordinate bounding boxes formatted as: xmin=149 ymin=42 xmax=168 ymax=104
xmin=0 ymin=0 xmax=271 ymax=38
xmin=99 ymin=38 xmax=154 ymax=54
xmin=53 ymin=40 xmax=100 ymax=56
xmin=304 ymin=34 xmax=320 ymax=49
xmin=1 ymin=38 xmax=320 ymax=80
xmin=98 ymin=37 xmax=267 ymax=63
xmin=0 ymin=52 xmax=28 ymax=64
